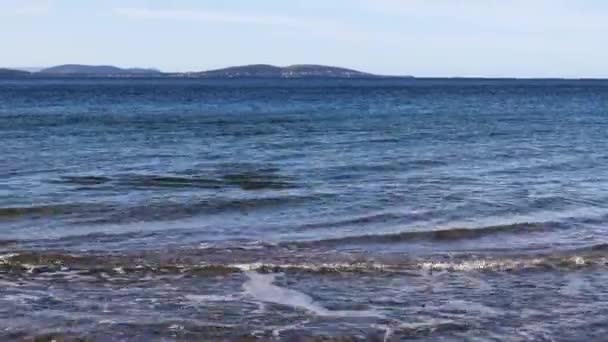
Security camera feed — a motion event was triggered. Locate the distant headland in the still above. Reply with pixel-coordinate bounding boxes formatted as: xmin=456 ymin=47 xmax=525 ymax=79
xmin=0 ymin=64 xmax=411 ymax=79
xmin=0 ymin=68 xmax=31 ymax=78
xmin=38 ymin=64 xmax=163 ymax=76
xmin=186 ymin=64 xmax=375 ymax=78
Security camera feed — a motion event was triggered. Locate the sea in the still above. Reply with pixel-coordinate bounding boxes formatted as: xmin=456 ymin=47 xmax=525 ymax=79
xmin=1 ymin=78 xmax=608 ymax=341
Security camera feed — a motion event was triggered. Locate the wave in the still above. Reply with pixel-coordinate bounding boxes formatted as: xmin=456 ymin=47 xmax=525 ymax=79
xmin=81 ymin=194 xmax=317 ymax=224
xmin=418 ymin=255 xmax=594 ymax=272
xmin=0 ymin=204 xmax=93 ymax=220
xmin=291 ymin=221 xmax=561 ymax=247
xmin=2 ymin=244 xmax=608 ymax=279
xmin=2 ymin=323 xmax=237 ymax=342
xmin=1 ymin=256 xmax=603 ymax=277
xmin=0 ymin=240 xmax=18 ymax=247
xmin=0 ymin=251 xmax=386 ymax=276
xmin=52 ymin=170 xmax=297 ymax=191
xmin=1 ymin=194 xmax=318 ymax=225
xmin=54 ymin=175 xmax=111 ymax=185
xmin=221 ymin=172 xmax=295 ymax=190
xmin=322 ymin=158 xmax=448 ymax=176
xmin=293 ymin=212 xmax=426 ymax=231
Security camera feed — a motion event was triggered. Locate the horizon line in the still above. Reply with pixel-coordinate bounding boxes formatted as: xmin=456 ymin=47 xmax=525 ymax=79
xmin=3 ymin=63 xmax=608 ymax=80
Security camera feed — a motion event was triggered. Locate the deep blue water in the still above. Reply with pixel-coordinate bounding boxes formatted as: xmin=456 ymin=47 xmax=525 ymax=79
xmin=1 ymin=78 xmax=608 ymax=340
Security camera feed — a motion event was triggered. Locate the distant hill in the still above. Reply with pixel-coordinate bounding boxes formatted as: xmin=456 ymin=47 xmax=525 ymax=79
xmin=1 ymin=63 xmax=411 ymax=79
xmin=38 ymin=64 xmax=162 ymax=76
xmin=193 ymin=64 xmax=378 ymax=78
xmin=0 ymin=68 xmax=30 ymax=78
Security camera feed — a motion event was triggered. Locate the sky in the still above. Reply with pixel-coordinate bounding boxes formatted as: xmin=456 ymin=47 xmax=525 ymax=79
xmin=1 ymin=0 xmax=607 ymax=77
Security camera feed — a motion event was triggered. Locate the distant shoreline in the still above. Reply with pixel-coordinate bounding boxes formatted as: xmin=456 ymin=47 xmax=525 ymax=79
xmin=1 ymin=75 xmax=607 ymax=81
xmin=1 ymin=65 xmax=606 ymax=80
xmin=0 ymin=64 xmax=411 ymax=79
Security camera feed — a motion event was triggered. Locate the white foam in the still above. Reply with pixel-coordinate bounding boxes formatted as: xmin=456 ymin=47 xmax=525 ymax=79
xmin=461 ymin=274 xmax=494 ymax=291
xmin=395 ymin=319 xmax=459 ymax=330
xmin=0 ymin=280 xmax=22 ymax=287
xmin=243 ymin=272 xmax=329 ymax=315
xmin=0 ymin=253 xmax=18 ymax=261
xmin=198 ymin=242 xmax=216 ymax=250
xmin=113 ymin=267 xmax=126 ymax=274
xmin=383 ymin=327 xmax=394 ymax=342
xmin=184 ymin=294 xmax=236 ymax=302
xmin=22 ymin=263 xmax=37 ymax=273
xmin=571 ymin=256 xmax=586 ymax=265
xmin=229 ymin=262 xmax=386 ymax=272
xmin=420 ymin=258 xmax=543 ymax=272
xmin=240 ymin=240 xmax=278 ymax=250
xmin=374 ymin=319 xmax=460 ymax=339
xmin=242 ymin=271 xmax=383 ymax=318
xmin=2 ymin=294 xmax=40 ymax=303
xmin=560 ymin=274 xmax=590 ymax=296
xmin=270 ymin=320 xmax=310 ymax=338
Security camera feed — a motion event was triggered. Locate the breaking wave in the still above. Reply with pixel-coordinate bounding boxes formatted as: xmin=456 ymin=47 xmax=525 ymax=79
xmin=1 ymin=243 xmax=607 ymax=279
xmin=291 ymin=221 xmax=561 ymax=247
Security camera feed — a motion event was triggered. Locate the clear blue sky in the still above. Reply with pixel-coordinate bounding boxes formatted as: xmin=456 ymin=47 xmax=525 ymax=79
xmin=2 ymin=0 xmax=607 ymax=77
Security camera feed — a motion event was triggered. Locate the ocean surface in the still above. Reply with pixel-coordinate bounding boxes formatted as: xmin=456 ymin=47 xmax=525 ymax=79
xmin=1 ymin=78 xmax=608 ymax=341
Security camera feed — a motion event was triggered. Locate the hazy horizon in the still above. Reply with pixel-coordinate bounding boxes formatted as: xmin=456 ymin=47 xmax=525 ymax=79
xmin=6 ymin=64 xmax=608 ymax=79
xmin=2 ymin=0 xmax=608 ymax=78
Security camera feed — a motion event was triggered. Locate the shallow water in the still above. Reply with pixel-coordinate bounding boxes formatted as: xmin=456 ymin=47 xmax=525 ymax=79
xmin=1 ymin=78 xmax=608 ymax=340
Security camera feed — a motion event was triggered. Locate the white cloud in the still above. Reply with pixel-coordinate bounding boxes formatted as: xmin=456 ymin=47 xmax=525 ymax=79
xmin=112 ymin=6 xmax=381 ymax=43
xmin=114 ymin=7 xmax=301 ymax=27
xmin=0 ymin=0 xmax=52 ymax=16
xmin=356 ymin=0 xmax=608 ymax=33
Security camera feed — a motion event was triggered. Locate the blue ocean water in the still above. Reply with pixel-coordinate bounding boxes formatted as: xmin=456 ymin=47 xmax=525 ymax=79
xmin=1 ymin=78 xmax=608 ymax=340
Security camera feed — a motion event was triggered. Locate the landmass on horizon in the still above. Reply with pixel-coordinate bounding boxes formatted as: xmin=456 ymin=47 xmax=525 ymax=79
xmin=0 ymin=68 xmax=31 ymax=78
xmin=0 ymin=64 xmax=410 ymax=79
